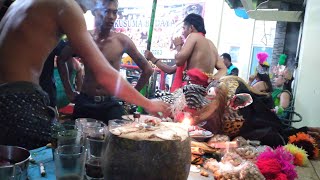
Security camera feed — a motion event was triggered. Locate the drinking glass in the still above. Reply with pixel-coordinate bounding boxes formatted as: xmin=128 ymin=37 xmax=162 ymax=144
xmin=85 ymin=127 xmax=107 ymax=180
xmin=55 ymin=145 xmax=86 ymax=180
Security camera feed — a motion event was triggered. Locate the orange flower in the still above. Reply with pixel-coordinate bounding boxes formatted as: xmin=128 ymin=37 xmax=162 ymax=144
xmin=289 ymin=132 xmax=315 ymax=144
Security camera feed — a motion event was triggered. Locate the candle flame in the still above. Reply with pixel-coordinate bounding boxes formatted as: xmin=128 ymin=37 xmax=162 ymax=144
xmin=182 ymin=117 xmax=192 ymax=127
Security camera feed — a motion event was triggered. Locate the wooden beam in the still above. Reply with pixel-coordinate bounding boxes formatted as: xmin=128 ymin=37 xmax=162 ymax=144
xmin=240 ymin=0 xmax=254 ymax=10
xmin=247 ymin=10 xmax=302 ymax=22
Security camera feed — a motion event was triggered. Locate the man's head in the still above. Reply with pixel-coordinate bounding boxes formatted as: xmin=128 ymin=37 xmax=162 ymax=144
xmin=221 ymin=53 xmax=232 ymax=67
xmin=182 ymin=13 xmax=206 ymax=38
xmin=99 ymin=0 xmax=119 ymax=30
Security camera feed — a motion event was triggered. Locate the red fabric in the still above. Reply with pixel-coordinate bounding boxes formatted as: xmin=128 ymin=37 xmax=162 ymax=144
xmin=275 ymin=173 xmax=289 ymax=180
xmin=257 ymin=158 xmax=282 ymax=180
xmin=58 ymin=104 xmax=74 ymax=115
xmin=187 ymin=68 xmax=209 ymax=87
xmin=170 ymin=65 xmax=185 ymax=92
xmin=160 ymin=70 xmax=166 ymax=90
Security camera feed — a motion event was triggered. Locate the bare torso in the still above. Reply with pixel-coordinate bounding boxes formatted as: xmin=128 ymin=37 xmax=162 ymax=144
xmin=0 ymin=0 xmax=62 ymax=84
xmin=81 ymin=32 xmax=125 ymax=96
xmin=186 ymin=35 xmax=216 ymax=74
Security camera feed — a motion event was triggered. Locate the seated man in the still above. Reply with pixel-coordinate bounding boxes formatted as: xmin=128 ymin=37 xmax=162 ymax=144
xmin=59 ymin=0 xmax=153 ymax=123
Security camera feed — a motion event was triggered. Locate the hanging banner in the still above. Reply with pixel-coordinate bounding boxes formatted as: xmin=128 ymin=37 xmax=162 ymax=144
xmin=116 ymin=0 xmax=206 ymax=61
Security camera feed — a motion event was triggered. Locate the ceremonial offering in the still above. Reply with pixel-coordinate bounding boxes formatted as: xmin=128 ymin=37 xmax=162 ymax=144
xmin=122 ymin=114 xmax=162 ymax=124
xmin=235 ymin=145 xmax=258 ymax=161
xmin=221 ymin=152 xmax=245 ymax=167
xmin=103 ymin=122 xmax=191 ymax=180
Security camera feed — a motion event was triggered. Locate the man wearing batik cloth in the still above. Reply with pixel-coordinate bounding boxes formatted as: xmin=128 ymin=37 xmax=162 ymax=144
xmin=272 ymin=54 xmax=294 ymax=119
xmin=172 ymin=14 xmax=226 ymax=88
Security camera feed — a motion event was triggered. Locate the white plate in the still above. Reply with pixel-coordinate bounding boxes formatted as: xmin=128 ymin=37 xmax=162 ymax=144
xmin=191 ymin=134 xmax=214 ymax=142
xmin=190 ymin=130 xmax=213 ymax=141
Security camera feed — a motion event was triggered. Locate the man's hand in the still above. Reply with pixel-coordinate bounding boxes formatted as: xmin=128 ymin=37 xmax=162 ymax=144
xmin=144 ymin=50 xmax=156 ymax=63
xmin=173 ymin=36 xmax=184 ymax=47
xmin=144 ymin=99 xmax=171 ymax=118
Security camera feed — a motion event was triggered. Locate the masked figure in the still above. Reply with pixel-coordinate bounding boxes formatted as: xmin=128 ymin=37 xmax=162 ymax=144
xmin=162 ymin=76 xmax=308 ymax=147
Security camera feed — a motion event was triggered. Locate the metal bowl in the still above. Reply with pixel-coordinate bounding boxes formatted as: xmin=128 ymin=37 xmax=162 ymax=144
xmin=0 ymin=145 xmax=30 ymax=180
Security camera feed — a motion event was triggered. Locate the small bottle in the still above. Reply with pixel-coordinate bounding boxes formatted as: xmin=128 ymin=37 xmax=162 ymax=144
xmin=133 ymin=111 xmax=141 ymax=123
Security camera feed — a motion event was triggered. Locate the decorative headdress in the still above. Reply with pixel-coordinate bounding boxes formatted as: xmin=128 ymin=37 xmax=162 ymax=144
xmin=256 ymin=52 xmax=270 ymax=74
xmin=288 ymin=132 xmax=319 ymax=159
xmin=272 ymin=54 xmax=293 ymax=81
xmin=284 ymin=144 xmax=308 ymax=166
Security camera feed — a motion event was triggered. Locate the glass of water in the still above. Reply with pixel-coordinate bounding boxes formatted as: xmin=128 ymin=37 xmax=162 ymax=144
xmin=55 ymin=145 xmax=86 ymax=180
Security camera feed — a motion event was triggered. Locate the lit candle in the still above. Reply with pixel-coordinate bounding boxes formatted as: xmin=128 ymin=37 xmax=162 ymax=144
xmin=182 ymin=117 xmax=192 ymax=127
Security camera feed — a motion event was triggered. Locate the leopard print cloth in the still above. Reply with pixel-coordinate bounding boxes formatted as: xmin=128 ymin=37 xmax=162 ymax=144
xmin=219 ymin=78 xmax=245 ymax=137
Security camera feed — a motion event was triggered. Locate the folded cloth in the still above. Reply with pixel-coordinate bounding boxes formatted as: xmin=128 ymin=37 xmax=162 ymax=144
xmin=58 ymin=103 xmax=74 ymax=115
xmin=185 ymin=68 xmax=209 ymax=87
xmin=28 ymin=147 xmax=55 ymax=180
xmin=170 ymin=65 xmax=185 ymax=92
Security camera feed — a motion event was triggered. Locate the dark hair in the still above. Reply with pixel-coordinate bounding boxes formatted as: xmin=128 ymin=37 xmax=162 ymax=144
xmin=183 ymin=13 xmax=206 ymax=34
xmin=221 ymin=53 xmax=232 ymax=62
xmin=257 ymin=73 xmax=273 ymax=93
xmin=283 ymin=77 xmax=294 ymax=93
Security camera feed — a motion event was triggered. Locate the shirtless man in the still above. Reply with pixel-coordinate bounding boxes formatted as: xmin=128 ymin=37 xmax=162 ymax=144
xmin=0 ymin=0 xmax=169 ymax=149
xmin=144 ymin=13 xmax=226 ymax=90
xmin=59 ymin=0 xmax=153 ymax=122
xmin=174 ymin=13 xmax=226 ymax=86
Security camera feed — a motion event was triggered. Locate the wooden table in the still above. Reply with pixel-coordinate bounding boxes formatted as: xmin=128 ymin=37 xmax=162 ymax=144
xmin=296 ymin=160 xmax=320 ymax=180
xmin=188 ymin=160 xmax=320 ymax=180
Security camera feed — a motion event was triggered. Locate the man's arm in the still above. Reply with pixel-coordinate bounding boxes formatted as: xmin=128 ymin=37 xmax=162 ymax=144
xmin=57 ymin=44 xmax=79 ymax=102
xmin=280 ymin=91 xmax=291 ymax=109
xmin=144 ymin=50 xmax=177 ymax=74
xmin=56 ymin=0 xmax=169 ymax=116
xmin=208 ymin=40 xmax=227 ymax=80
xmin=72 ymin=58 xmax=84 ymax=91
xmin=174 ymin=34 xmax=197 ymax=66
xmin=153 ymin=60 xmax=177 ymax=74
xmin=213 ymin=58 xmax=227 ymax=80
xmin=122 ymin=35 xmax=152 ymax=91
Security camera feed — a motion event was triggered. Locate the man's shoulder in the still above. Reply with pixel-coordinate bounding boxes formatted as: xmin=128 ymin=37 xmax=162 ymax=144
xmin=111 ymin=31 xmax=127 ymax=38
xmin=111 ymin=31 xmax=131 ymax=42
